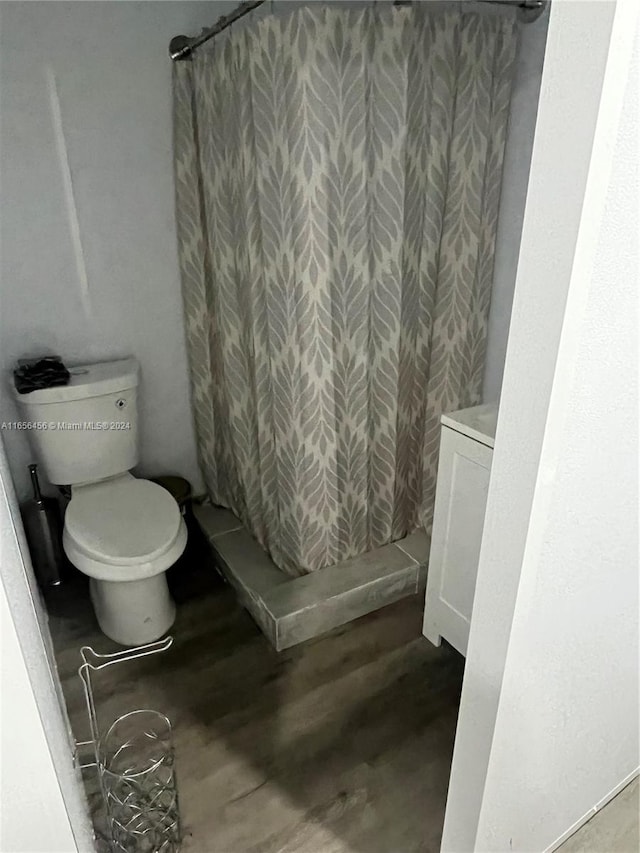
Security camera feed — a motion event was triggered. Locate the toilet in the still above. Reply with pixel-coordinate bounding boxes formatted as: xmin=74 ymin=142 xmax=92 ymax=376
xmin=14 ymin=358 xmax=187 ymax=646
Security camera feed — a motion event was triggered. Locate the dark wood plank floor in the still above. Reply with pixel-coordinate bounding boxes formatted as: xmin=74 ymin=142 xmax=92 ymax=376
xmin=47 ymin=546 xmax=463 ymax=853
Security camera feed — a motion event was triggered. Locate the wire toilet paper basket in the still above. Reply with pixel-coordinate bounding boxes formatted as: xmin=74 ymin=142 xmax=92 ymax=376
xmin=76 ymin=637 xmax=181 ymax=853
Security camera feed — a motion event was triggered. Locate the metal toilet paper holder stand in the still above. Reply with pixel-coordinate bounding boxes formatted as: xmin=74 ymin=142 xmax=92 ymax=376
xmin=75 ymin=636 xmax=181 ymax=852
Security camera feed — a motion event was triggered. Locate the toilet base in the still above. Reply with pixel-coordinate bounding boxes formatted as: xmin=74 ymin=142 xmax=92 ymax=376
xmin=89 ymin=573 xmax=176 ymax=646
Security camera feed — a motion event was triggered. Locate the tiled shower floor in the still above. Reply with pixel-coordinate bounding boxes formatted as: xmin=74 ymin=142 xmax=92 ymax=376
xmin=194 ymin=502 xmax=430 ymax=650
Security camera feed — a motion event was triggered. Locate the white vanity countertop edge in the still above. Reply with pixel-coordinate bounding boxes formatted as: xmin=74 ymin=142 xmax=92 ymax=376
xmin=440 ymin=403 xmax=498 ymax=449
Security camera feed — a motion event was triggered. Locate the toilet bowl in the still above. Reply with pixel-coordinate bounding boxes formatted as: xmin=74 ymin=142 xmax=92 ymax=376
xmin=62 ymin=474 xmax=187 ymax=645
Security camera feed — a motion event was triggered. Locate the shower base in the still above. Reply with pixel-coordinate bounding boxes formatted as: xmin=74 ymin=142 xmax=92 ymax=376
xmin=193 ymin=502 xmax=429 ymax=650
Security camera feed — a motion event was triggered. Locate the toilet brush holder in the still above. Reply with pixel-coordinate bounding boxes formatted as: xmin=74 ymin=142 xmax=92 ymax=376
xmin=76 ymin=638 xmax=181 ymax=853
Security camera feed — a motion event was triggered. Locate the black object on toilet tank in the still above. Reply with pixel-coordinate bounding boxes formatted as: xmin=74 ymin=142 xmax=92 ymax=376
xmin=21 ymin=464 xmax=66 ymax=589
xmin=13 ymin=355 xmax=70 ymax=394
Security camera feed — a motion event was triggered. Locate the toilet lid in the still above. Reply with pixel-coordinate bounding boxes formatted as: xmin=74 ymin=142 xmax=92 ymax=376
xmin=65 ymin=478 xmax=182 ymax=565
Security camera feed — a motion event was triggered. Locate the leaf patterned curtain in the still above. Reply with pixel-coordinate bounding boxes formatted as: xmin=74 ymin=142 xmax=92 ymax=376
xmin=173 ymin=4 xmax=517 ymax=576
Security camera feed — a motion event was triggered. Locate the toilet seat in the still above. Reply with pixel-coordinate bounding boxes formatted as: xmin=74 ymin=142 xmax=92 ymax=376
xmin=64 ymin=475 xmax=187 ymax=581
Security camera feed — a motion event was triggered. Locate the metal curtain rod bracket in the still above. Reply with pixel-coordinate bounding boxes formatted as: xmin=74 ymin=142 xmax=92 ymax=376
xmin=170 ymin=0 xmax=265 ymax=61
xmin=169 ymin=0 xmax=547 ymax=60
xmin=478 ymin=0 xmax=547 ymax=23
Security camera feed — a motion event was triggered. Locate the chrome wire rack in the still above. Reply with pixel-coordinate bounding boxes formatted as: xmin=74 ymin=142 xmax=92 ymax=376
xmin=77 ymin=638 xmax=181 ymax=853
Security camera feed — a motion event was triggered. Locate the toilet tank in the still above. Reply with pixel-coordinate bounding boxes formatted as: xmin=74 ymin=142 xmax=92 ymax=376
xmin=13 ymin=358 xmax=140 ymax=486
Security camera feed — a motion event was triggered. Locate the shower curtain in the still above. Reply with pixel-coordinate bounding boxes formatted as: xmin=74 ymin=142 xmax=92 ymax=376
xmin=173 ymin=4 xmax=517 ymax=576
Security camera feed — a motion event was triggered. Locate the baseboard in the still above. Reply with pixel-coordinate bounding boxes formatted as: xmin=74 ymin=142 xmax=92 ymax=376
xmin=547 ymin=767 xmax=640 ymax=852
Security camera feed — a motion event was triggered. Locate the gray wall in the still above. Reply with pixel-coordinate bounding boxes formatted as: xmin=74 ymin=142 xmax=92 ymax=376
xmin=0 ymin=1 xmax=545 ymax=500
xmin=0 ymin=2 xmax=237 ymax=499
xmin=482 ymin=5 xmax=549 ymax=402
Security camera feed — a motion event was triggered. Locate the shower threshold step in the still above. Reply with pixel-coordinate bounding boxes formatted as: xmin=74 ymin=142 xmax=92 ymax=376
xmin=193 ymin=503 xmax=429 ymax=651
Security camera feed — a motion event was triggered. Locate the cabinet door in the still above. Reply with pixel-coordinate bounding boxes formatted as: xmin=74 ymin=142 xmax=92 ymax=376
xmin=423 ymin=426 xmax=492 ymax=657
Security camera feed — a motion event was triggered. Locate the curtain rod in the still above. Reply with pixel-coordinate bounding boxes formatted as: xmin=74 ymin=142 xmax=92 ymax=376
xmin=169 ymin=0 xmax=546 ymax=61
xmin=169 ymin=1 xmax=265 ymax=61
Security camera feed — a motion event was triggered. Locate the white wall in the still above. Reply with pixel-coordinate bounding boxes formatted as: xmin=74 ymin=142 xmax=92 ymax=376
xmin=1 ymin=587 xmax=81 ymax=852
xmin=0 ymin=1 xmax=237 ymax=500
xmin=443 ymin=1 xmax=638 ymax=850
xmin=0 ymin=438 xmax=94 ymax=851
xmin=483 ymin=4 xmax=549 ymax=403
xmin=476 ymin=9 xmax=639 ymax=848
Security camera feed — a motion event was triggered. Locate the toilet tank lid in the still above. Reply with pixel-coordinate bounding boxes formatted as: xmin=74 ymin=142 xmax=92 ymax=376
xmin=13 ymin=358 xmax=139 ymax=405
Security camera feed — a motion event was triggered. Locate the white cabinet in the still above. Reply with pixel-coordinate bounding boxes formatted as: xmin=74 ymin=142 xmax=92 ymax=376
xmin=423 ymin=404 xmax=497 ymax=657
